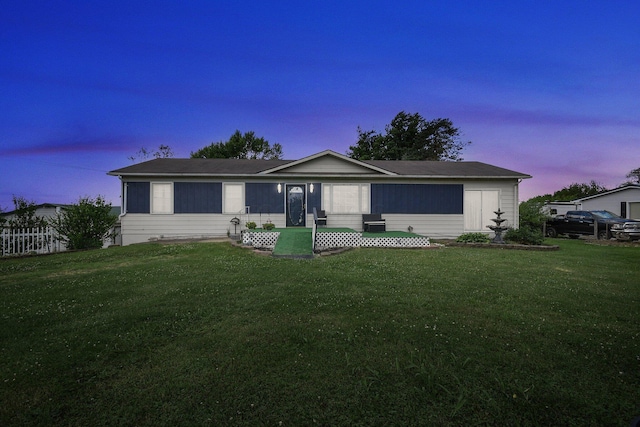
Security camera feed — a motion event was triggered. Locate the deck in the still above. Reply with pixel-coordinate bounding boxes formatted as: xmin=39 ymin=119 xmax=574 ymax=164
xmin=242 ymin=227 xmax=431 ymax=258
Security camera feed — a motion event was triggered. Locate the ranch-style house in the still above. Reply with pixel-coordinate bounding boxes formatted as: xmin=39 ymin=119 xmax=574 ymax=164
xmin=108 ymin=150 xmax=531 ymax=246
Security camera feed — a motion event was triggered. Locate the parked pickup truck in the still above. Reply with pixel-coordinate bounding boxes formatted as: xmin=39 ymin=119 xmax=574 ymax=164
xmin=546 ymin=210 xmax=640 ymax=240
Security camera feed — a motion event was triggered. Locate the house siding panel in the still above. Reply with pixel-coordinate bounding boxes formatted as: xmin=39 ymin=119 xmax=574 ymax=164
xmin=280 ymin=156 xmax=375 ymax=174
xmin=245 ymin=183 xmax=284 ymax=214
xmin=174 ymin=182 xmax=222 ymax=213
xmin=120 ymin=213 xmax=288 ymax=245
xmin=580 ymin=188 xmax=640 ymax=217
xmin=126 ymin=182 xmax=150 ymax=213
xmin=371 ymin=184 xmax=463 ymax=214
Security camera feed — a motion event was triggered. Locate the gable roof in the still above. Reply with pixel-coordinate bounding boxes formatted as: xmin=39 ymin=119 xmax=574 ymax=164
xmin=261 ymin=150 xmax=396 ymax=175
xmin=573 ymin=184 xmax=640 ymax=202
xmin=363 ymin=159 xmax=529 ymax=178
xmin=0 ymin=203 xmax=70 ymax=217
xmin=108 ymin=150 xmax=531 ymax=179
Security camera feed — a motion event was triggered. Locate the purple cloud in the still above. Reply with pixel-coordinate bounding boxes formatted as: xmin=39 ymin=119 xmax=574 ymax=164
xmin=1 ymin=134 xmax=146 ymax=157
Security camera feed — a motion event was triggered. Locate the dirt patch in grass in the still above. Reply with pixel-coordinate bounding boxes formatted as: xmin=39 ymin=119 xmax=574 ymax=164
xmin=434 ymin=239 xmax=559 ymax=250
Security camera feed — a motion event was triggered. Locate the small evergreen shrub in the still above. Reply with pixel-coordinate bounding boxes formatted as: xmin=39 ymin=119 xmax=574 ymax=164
xmin=262 ymin=223 xmax=275 ymax=230
xmin=456 ymin=233 xmax=491 ymax=243
xmin=245 ymin=221 xmax=257 ymax=229
xmin=505 ymin=227 xmax=544 ymax=245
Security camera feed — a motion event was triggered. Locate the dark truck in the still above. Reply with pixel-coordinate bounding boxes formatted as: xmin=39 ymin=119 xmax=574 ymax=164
xmin=545 ymin=210 xmax=640 ymax=240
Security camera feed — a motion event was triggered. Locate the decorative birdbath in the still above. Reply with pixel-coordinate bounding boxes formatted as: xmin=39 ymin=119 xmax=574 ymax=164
xmin=487 ymin=208 xmax=508 ymax=244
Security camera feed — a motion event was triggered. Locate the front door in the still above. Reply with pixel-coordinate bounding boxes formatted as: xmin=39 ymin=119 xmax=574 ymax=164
xmin=286 ymin=185 xmax=306 ymax=227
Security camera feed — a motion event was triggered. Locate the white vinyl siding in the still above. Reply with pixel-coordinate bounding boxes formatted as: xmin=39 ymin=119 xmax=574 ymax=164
xmin=323 ymin=184 xmax=370 ymax=214
xmin=223 ymin=183 xmax=244 ymax=214
xmin=464 ymin=190 xmax=499 ymax=231
xmin=151 ymin=182 xmax=173 ymax=214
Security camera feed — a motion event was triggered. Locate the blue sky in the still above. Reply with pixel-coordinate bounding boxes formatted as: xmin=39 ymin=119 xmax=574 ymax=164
xmin=2 ymin=0 xmax=639 ymax=210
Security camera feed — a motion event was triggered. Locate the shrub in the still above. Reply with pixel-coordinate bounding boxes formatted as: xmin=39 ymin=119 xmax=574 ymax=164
xmin=519 ymin=198 xmax=550 ymax=232
xmin=50 ymin=196 xmax=117 ymax=250
xmin=262 ymin=223 xmax=275 ymax=230
xmin=456 ymin=232 xmax=491 ymax=243
xmin=245 ymin=221 xmax=257 ymax=229
xmin=505 ymin=226 xmax=544 ymax=245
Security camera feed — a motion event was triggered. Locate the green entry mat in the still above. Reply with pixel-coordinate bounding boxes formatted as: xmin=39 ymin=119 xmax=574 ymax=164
xmin=272 ymin=228 xmax=314 ymax=258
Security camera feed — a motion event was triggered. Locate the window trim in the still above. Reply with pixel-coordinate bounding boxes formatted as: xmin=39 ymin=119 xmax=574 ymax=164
xmin=322 ymin=183 xmax=370 ymax=214
xmin=223 ymin=182 xmax=245 ymax=214
xmin=150 ymin=182 xmax=174 ymax=214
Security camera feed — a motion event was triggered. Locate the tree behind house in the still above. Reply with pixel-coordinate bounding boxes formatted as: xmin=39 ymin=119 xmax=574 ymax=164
xmin=190 ymin=130 xmax=283 ymax=159
xmin=347 ymin=111 xmax=470 ymax=161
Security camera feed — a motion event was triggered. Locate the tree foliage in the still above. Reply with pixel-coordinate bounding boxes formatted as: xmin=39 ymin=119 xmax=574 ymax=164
xmin=191 ymin=130 xmax=283 ymax=160
xmin=6 ymin=196 xmax=47 ymax=229
xmin=347 ymin=111 xmax=470 ymax=161
xmin=625 ymin=167 xmax=640 ymax=184
xmin=553 ymin=181 xmax=608 ymax=201
xmin=518 ymin=198 xmax=549 ymax=230
xmin=529 ymin=180 xmax=609 ymax=203
xmin=129 ymin=144 xmax=174 ymax=162
xmin=518 ymin=181 xmax=609 ymax=243
xmin=50 ymin=196 xmax=118 ymax=250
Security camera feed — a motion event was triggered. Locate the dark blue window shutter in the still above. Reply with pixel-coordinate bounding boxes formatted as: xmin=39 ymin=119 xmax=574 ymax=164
xmin=307 ymin=183 xmax=321 ymax=214
xmin=174 ymin=182 xmax=222 ymax=213
xmin=126 ymin=182 xmax=150 ymax=213
xmin=245 ymin=183 xmax=285 ymax=214
xmin=371 ymin=184 xmax=463 ymax=214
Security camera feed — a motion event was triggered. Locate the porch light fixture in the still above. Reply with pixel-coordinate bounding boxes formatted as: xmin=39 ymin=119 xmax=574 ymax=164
xmin=277 ymin=183 xmax=282 ymax=193
xmin=309 ymin=183 xmax=314 ymax=193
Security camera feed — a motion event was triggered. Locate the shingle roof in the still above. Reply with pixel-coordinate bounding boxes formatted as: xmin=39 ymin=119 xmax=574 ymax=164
xmin=363 ymin=160 xmax=529 ymax=178
xmin=108 ymin=154 xmax=530 ymax=179
xmin=108 ymin=158 xmax=291 ymax=175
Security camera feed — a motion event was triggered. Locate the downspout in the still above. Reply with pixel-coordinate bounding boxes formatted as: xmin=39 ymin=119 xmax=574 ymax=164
xmin=120 ymin=177 xmax=126 ymax=217
xmin=515 ymin=179 xmax=522 ymax=228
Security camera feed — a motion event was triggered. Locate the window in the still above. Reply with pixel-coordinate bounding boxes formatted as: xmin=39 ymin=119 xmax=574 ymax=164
xmin=223 ymin=183 xmax=244 ymax=214
xmin=323 ymin=184 xmax=369 ymax=214
xmin=151 ymin=182 xmax=173 ymax=214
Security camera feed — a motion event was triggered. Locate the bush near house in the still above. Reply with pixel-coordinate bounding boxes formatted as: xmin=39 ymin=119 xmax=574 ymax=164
xmin=456 ymin=232 xmax=491 ymax=243
xmin=49 ymin=196 xmax=117 ymax=250
xmin=505 ymin=226 xmax=545 ymax=245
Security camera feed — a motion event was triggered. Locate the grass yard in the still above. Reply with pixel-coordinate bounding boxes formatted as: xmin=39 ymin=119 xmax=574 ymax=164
xmin=1 ymin=239 xmax=639 ymax=426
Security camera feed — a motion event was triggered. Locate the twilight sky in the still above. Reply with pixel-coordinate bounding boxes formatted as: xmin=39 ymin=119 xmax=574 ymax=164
xmin=2 ymin=1 xmax=639 ymax=210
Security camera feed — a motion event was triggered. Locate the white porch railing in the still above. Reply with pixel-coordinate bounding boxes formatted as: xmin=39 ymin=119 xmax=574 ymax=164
xmin=1 ymin=227 xmax=64 ymax=256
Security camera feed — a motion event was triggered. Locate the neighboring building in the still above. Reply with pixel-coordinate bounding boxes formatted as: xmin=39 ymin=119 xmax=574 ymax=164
xmin=576 ymin=184 xmax=640 ymax=219
xmin=542 ymin=184 xmax=640 ymax=219
xmin=1 ymin=203 xmax=122 ymax=248
xmin=0 ymin=203 xmax=69 ymax=223
xmin=108 ymin=150 xmax=531 ymax=246
xmin=541 ymin=201 xmax=581 ymax=217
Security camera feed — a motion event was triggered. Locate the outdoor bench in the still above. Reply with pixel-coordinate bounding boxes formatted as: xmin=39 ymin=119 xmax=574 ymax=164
xmin=362 ymin=213 xmax=386 ymax=232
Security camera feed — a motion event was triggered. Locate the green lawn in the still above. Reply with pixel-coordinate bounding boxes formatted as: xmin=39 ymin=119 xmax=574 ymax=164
xmin=1 ymin=240 xmax=639 ymax=425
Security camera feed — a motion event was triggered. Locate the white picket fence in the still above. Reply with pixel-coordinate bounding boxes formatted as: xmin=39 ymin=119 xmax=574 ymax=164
xmin=1 ymin=227 xmax=65 ymax=256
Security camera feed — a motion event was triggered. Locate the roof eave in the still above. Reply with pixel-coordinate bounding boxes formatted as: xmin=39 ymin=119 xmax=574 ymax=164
xmin=110 ymin=172 xmax=532 ymax=179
